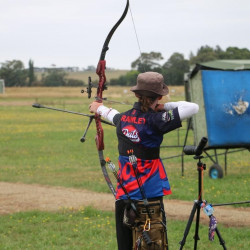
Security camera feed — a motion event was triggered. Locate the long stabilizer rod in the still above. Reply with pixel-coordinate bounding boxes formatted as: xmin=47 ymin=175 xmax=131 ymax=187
xmin=32 ymin=103 xmax=114 ymax=127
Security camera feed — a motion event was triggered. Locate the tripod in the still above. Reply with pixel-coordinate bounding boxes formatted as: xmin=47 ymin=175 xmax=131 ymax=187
xmin=179 ymin=138 xmax=227 ymax=250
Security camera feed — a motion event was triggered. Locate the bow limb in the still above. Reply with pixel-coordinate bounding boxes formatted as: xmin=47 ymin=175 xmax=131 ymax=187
xmin=94 ymin=0 xmax=129 ymax=197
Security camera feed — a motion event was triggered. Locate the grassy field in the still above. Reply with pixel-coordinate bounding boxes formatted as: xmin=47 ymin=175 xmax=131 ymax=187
xmin=0 ymin=207 xmax=249 ymax=250
xmin=0 ymin=86 xmax=249 ymax=249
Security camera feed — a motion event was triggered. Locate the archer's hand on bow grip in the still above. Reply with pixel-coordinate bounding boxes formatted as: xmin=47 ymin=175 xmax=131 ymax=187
xmin=89 ymin=101 xmax=103 ymax=114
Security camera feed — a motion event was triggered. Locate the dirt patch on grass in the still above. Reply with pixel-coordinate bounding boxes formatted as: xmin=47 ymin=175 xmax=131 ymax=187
xmin=0 ymin=182 xmax=249 ymax=228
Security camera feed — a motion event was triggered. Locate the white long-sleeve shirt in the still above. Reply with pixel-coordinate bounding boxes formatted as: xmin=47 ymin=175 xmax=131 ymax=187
xmin=97 ymin=101 xmax=199 ymax=124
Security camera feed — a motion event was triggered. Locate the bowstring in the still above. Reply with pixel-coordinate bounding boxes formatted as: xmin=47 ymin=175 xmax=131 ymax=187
xmin=129 ymin=3 xmax=147 ymax=73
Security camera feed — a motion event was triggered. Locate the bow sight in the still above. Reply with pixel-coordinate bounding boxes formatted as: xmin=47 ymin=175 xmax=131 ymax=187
xmin=81 ymin=76 xmax=129 ymax=105
xmin=81 ymin=76 xmax=107 ymax=99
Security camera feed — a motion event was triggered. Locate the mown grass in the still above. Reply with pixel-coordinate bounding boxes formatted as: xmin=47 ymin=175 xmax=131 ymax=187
xmin=0 ymin=87 xmax=249 ymax=249
xmin=0 ymin=206 xmax=249 ymax=250
xmin=0 ymin=207 xmax=117 ymax=250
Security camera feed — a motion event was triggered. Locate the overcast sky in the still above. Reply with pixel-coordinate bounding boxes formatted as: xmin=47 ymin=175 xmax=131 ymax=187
xmin=1 ymin=0 xmax=250 ymax=70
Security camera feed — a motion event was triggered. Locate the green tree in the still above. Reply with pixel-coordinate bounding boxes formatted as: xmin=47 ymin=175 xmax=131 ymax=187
xmin=223 ymin=47 xmax=250 ymax=59
xmin=189 ymin=45 xmax=250 ymax=64
xmin=28 ymin=59 xmax=36 ymax=86
xmin=0 ymin=60 xmax=27 ymax=87
xmin=109 ymin=70 xmax=139 ymax=86
xmin=214 ymin=45 xmax=225 ymax=59
xmin=65 ymin=78 xmax=85 ymax=86
xmin=131 ymin=52 xmax=164 ymax=72
xmin=189 ymin=45 xmax=218 ymax=65
xmin=42 ymin=69 xmax=68 ymax=86
xmin=163 ymin=53 xmax=189 ymax=85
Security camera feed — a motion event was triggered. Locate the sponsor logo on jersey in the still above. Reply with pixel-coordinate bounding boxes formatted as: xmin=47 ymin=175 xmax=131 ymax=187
xmin=162 ymin=110 xmax=174 ymax=122
xmin=122 ymin=125 xmax=141 ymax=143
xmin=168 ymin=110 xmax=175 ymax=120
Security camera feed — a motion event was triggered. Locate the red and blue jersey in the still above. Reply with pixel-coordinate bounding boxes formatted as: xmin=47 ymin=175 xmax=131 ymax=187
xmin=116 ymin=156 xmax=172 ymax=200
xmin=113 ymin=102 xmax=182 ymax=200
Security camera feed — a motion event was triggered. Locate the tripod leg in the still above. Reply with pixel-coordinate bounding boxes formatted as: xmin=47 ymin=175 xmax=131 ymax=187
xmin=179 ymin=201 xmax=199 ymax=250
xmin=215 ymin=228 xmax=227 ymax=250
xmin=193 ymin=204 xmax=201 ymax=250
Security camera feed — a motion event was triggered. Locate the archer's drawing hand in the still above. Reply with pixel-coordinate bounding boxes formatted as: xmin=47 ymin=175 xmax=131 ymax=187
xmin=89 ymin=101 xmax=103 ymax=113
xmin=155 ymin=104 xmax=165 ymax=112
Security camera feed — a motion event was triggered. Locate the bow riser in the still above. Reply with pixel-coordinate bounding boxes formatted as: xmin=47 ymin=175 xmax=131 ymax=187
xmin=95 ymin=60 xmax=106 ymax=151
xmin=96 ymin=60 xmax=107 ymax=99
